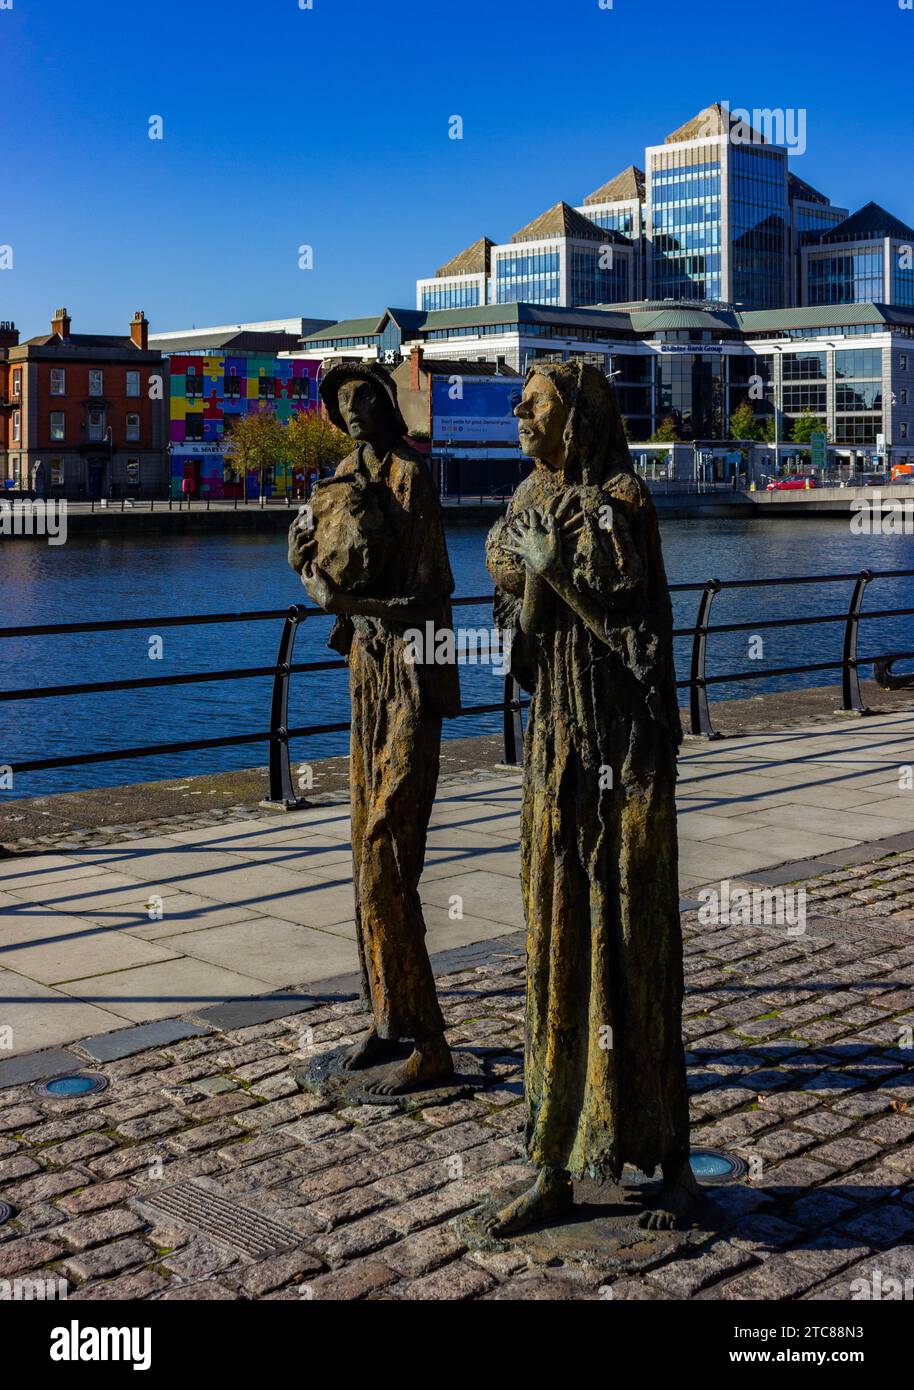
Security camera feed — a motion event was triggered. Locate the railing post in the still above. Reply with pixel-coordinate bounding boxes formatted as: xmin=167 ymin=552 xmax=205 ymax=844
xmin=841 ymin=570 xmax=872 ymax=714
xmin=689 ymin=578 xmax=722 ymax=738
xmin=502 ymin=673 xmax=524 ymax=767
xmin=263 ymin=604 xmax=309 ymax=809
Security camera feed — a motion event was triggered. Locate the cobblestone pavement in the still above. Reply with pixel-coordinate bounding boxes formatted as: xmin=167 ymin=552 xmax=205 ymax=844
xmin=1 ymin=844 xmax=913 ymax=1301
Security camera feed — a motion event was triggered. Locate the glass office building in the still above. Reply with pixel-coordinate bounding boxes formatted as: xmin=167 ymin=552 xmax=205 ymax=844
xmin=494 ymin=248 xmax=562 ymax=305
xmin=655 ymin=351 xmax=725 ymax=438
xmin=648 ymin=142 xmax=723 ymax=301
xmin=413 ymin=105 xmax=914 ymax=315
xmin=298 ymin=300 xmax=914 ymax=470
xmin=646 ymin=108 xmax=790 ymax=309
xmin=730 ymin=145 xmax=789 ymax=309
xmin=802 ymin=204 xmax=914 ymax=309
xmin=420 ymin=282 xmax=480 ymax=312
xmin=807 ymin=250 xmax=885 ymax=305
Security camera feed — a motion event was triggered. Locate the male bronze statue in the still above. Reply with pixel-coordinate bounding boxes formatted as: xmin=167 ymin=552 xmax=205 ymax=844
xmin=288 ymin=362 xmax=459 ymax=1096
xmin=483 ymin=362 xmax=698 ymax=1233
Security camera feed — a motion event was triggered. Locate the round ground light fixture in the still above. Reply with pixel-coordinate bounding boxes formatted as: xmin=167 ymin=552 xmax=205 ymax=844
xmin=35 ymin=1072 xmax=109 ymax=1099
xmin=689 ymin=1148 xmax=747 ymax=1184
xmin=0 ymin=1200 xmax=13 ymax=1226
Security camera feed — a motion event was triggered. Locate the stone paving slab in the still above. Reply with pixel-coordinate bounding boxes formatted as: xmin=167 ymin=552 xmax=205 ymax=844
xmin=0 ymin=840 xmax=912 ymax=1300
xmin=5 ymin=713 xmax=914 ymax=1055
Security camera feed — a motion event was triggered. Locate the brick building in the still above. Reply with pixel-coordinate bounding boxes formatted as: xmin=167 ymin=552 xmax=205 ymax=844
xmin=1 ymin=309 xmax=168 ymax=499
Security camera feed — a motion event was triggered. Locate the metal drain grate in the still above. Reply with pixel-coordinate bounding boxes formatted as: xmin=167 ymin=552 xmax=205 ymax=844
xmin=141 ymin=1181 xmax=300 ymax=1259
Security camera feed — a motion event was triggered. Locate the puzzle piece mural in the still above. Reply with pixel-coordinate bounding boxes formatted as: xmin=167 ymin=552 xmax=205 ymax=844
xmin=166 ymin=351 xmax=320 ymax=498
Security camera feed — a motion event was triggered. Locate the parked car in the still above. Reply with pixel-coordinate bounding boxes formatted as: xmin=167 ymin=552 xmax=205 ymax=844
xmin=765 ymin=477 xmax=818 ymax=491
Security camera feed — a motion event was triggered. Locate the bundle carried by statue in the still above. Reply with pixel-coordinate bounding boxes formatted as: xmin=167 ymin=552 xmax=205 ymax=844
xmin=296 ymin=472 xmax=392 ymax=593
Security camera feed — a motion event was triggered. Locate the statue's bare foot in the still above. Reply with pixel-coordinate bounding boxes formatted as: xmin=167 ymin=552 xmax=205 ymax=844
xmin=638 ymin=1154 xmax=702 ymax=1231
xmin=479 ymin=1167 xmax=573 ymax=1238
xmin=360 ymin=1035 xmax=453 ymax=1096
xmin=338 ymin=1031 xmax=397 ymax=1071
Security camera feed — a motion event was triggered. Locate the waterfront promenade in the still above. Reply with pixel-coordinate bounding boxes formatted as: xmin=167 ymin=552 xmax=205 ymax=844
xmin=4 ymin=709 xmax=914 ymax=1058
xmin=1 ymin=709 xmax=914 ymax=1301
xmin=1 ymin=708 xmax=914 ymax=1301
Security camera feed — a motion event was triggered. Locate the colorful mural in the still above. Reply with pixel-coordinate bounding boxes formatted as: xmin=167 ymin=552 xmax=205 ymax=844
xmin=167 ymin=352 xmax=320 ymax=498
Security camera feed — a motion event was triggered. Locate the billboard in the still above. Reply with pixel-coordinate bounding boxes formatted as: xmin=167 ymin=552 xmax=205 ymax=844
xmin=432 ymin=376 xmax=522 ymax=445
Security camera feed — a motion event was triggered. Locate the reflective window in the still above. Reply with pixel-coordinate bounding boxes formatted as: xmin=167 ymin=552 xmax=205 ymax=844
xmin=495 ymin=249 xmax=561 ymax=305
xmin=807 ymin=250 xmax=884 ymax=304
xmin=650 ymin=144 xmax=722 ymax=301
xmin=421 ymin=284 xmax=480 ymax=311
xmin=730 ymin=146 xmax=787 ymax=309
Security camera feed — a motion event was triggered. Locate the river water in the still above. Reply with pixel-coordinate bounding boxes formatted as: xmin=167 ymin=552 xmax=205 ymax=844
xmin=2 ymin=516 xmax=914 ymax=797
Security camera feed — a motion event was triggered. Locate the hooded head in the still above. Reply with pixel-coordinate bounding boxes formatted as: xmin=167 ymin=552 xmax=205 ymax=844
xmin=518 ymin=361 xmax=631 ymax=486
xmin=318 ymin=360 xmax=408 ymax=441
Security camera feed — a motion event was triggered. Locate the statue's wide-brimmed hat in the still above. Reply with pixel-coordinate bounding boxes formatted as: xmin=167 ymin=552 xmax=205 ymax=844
xmin=319 ymin=361 xmax=407 ymax=437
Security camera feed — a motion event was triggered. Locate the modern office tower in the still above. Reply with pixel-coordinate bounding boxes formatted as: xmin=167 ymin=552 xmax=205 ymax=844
xmin=787 ymin=172 xmax=848 ymax=305
xmin=416 ymin=238 xmax=495 ymax=313
xmin=414 ymin=102 xmax=900 ymax=314
xmin=801 ymin=203 xmax=914 ymax=308
xmin=645 ymin=103 xmax=790 ymax=310
xmin=576 ymin=166 xmax=646 ymax=299
xmin=491 ymin=201 xmax=635 ymax=307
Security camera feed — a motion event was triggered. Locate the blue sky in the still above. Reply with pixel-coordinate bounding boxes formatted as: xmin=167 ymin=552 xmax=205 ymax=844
xmin=3 ymin=0 xmax=913 ymax=338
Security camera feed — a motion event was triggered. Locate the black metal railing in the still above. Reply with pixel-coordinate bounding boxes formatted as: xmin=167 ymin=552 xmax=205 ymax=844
xmin=2 ymin=569 xmax=913 ymax=799
xmin=672 ymin=569 xmax=914 ymax=738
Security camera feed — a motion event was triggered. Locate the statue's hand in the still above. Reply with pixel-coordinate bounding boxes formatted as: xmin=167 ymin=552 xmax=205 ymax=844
xmin=545 ymin=489 xmax=585 ymax=538
xmin=302 ymin=564 xmax=347 ymax=614
xmin=502 ymin=509 xmax=563 ymax=578
xmin=287 ymin=511 xmax=316 ymax=576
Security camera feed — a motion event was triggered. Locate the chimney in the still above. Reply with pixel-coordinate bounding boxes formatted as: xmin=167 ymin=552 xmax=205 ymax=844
xmin=0 ymin=321 xmax=18 ymax=349
xmin=51 ymin=307 xmax=71 ymax=339
xmin=410 ymin=343 xmax=423 ymax=391
xmin=130 ymin=310 xmax=148 ymax=350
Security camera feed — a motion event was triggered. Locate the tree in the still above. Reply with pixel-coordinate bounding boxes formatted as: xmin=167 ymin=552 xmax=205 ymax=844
xmin=283 ymin=408 xmax=351 ymax=495
xmin=757 ymin=413 xmax=777 ymax=444
xmin=222 ymin=408 xmax=287 ymax=499
xmin=790 ymin=410 xmax=829 ymax=445
xmin=650 ymin=417 xmax=681 ymax=443
xmin=728 ymin=400 xmax=762 ymax=442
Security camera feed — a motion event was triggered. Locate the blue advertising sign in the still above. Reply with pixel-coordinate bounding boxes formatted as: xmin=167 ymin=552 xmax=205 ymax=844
xmin=432 ymin=376 xmax=522 ymax=444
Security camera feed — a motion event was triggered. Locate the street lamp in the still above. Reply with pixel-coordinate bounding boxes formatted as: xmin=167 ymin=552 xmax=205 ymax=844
xmin=770 ymin=343 xmax=784 ymax=478
xmin=885 ymin=391 xmax=897 ymax=477
xmin=104 ymin=425 xmax=113 ymax=501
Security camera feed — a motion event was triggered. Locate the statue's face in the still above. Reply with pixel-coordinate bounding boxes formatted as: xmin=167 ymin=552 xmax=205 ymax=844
xmin=515 ymin=373 xmax=567 ymax=470
xmin=336 ymin=378 xmax=390 ymax=440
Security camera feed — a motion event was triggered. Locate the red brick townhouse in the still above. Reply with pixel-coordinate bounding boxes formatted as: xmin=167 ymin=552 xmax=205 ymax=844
xmin=1 ymin=309 xmax=168 ymax=499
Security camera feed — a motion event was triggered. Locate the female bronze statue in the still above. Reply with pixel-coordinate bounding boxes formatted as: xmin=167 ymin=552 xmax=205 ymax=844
xmin=483 ymin=362 xmax=697 ymax=1232
xmin=288 ymin=363 xmax=459 ymax=1096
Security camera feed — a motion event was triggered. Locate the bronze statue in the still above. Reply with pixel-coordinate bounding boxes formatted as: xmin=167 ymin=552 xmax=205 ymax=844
xmin=482 ymin=363 xmax=698 ymax=1233
xmin=288 ymin=362 xmax=459 ymax=1096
